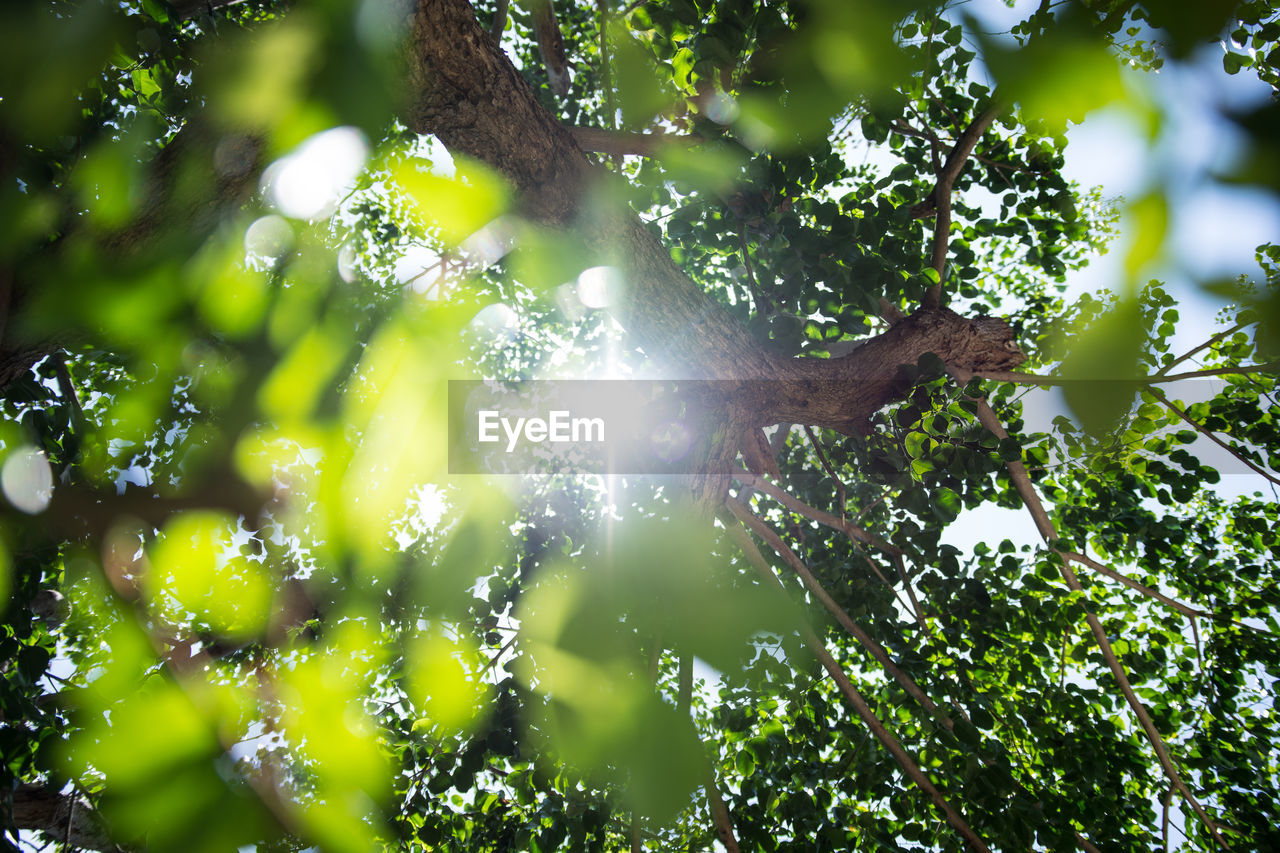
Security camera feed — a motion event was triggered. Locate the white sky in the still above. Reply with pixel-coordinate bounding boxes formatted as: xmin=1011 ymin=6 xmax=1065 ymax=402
xmin=943 ymin=2 xmax=1280 ymax=554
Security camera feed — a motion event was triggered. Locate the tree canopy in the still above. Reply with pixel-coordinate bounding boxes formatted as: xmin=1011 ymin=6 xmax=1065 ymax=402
xmin=1 ymin=0 xmax=1279 ymax=851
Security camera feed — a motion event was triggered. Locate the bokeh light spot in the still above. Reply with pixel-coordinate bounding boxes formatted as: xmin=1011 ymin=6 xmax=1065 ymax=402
xmin=262 ymin=126 xmax=369 ymax=220
xmin=2 ymin=446 xmax=53 ymax=514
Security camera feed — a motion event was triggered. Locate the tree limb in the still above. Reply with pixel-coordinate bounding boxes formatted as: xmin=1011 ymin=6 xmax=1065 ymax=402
xmin=1149 ymin=387 xmax=1280 ymax=486
xmin=1059 ymin=551 xmax=1207 ymax=620
xmin=721 ymin=512 xmax=993 ymax=853
xmin=953 ymin=368 xmax=1232 ymax=850
xmin=730 ymin=469 xmax=927 ymax=625
xmin=923 ymin=101 xmax=1004 ymax=309
xmin=490 ymin=0 xmax=509 ymax=39
xmin=731 ymin=469 xmax=898 ymax=554
xmin=727 ymin=499 xmax=950 ymax=727
xmin=408 ymin=0 xmax=1025 ymax=443
xmin=528 ymin=0 xmax=570 ymax=97
xmin=569 ymin=127 xmax=698 ymax=157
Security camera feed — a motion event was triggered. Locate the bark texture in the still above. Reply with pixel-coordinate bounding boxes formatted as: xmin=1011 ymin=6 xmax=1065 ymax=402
xmin=7 ymin=785 xmax=118 ymax=852
xmin=408 ymin=0 xmax=1025 ymax=507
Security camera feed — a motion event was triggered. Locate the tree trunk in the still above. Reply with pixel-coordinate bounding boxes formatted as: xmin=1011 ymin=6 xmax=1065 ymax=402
xmin=408 ymin=0 xmax=1024 ymax=506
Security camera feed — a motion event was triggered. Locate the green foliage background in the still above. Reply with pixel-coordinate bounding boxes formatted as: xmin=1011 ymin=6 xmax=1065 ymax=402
xmin=0 ymin=0 xmax=1278 ymax=851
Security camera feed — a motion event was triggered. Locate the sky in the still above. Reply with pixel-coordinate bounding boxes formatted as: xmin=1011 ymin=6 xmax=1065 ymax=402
xmin=941 ymin=2 xmax=1280 ymax=556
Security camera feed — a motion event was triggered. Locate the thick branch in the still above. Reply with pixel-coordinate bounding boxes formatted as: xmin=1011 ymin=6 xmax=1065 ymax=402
xmin=9 ymin=786 xmax=120 ymax=852
xmin=411 ymin=0 xmax=783 ymax=384
xmin=529 ymin=0 xmax=570 ymax=96
xmin=409 ymin=0 xmax=1024 ymax=410
xmin=923 ymin=101 xmax=1004 ymax=309
xmin=45 ymin=473 xmax=272 ymax=542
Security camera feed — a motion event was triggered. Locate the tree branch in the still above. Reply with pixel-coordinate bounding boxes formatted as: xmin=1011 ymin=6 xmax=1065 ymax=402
xmin=803 ymin=425 xmax=846 ymax=519
xmin=702 ymin=768 xmax=741 ymax=853
xmin=972 ymin=361 xmax=1279 ymax=385
xmin=408 ymin=0 xmax=1025 ymax=441
xmin=731 ymin=469 xmax=898 ymax=554
xmin=1059 ymin=551 xmax=1207 ymax=619
xmin=490 ymin=0 xmax=509 ymax=39
xmin=721 ymin=511 xmax=993 ymax=853
xmin=952 ymin=369 xmax=1232 ymax=850
xmin=727 ymin=499 xmax=950 ymax=727
xmin=569 ymin=127 xmax=698 ymax=157
xmin=529 ymin=0 xmax=570 ymax=96
xmin=1149 ymin=387 xmax=1280 ymax=486
xmin=730 ymin=469 xmax=927 ymax=625
xmin=730 ymin=498 xmax=1109 ymax=853
xmin=1157 ymin=321 xmax=1250 ymax=375
xmin=923 ymin=101 xmax=1004 ymax=309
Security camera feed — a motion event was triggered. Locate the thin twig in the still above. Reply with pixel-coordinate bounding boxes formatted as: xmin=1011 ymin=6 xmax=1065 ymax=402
xmin=1149 ymin=387 xmax=1280 ymax=486
xmin=1059 ymin=551 xmax=1207 ymax=619
xmin=1157 ymin=321 xmax=1250 ymax=376
xmin=738 ymin=231 xmax=772 ymax=316
xmin=803 ymin=426 xmax=846 ymax=519
xmin=971 ymin=361 xmax=1279 ymax=386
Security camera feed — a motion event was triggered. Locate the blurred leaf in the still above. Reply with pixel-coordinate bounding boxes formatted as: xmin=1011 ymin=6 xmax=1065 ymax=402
xmin=393 ymin=158 xmax=509 ymax=246
xmin=1059 ymin=298 xmax=1145 ymax=436
xmin=1124 ymin=192 xmax=1168 ymax=277
xmin=612 ymin=27 xmax=670 ymax=129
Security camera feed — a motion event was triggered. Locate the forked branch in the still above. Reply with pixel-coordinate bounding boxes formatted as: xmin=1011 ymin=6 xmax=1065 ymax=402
xmin=727 ymin=498 xmax=952 ymax=727
xmin=731 ymin=469 xmax=927 ymax=628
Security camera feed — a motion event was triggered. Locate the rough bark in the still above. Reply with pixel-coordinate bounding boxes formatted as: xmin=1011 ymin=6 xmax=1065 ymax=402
xmin=409 ymin=0 xmax=1024 ymax=508
xmin=7 ymin=785 xmax=119 ymax=852
xmin=408 ymin=0 xmax=1023 ymax=393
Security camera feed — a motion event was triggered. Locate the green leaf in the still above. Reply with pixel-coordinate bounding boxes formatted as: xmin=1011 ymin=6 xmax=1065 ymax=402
xmin=1059 ymin=298 xmax=1146 ymax=436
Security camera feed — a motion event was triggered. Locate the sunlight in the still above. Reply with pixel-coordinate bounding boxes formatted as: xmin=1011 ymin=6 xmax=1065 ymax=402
xmin=1 ymin=446 xmax=52 ymax=514
xmin=262 ymin=126 xmax=369 ymax=220
xmin=576 ymin=265 xmax=623 ymax=309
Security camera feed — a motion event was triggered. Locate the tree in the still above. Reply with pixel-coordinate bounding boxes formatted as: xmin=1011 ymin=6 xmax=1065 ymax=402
xmin=1 ymin=0 xmax=1278 ymax=850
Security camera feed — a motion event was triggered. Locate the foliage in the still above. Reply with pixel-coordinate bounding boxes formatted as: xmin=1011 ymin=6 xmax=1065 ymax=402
xmin=0 ymin=0 xmax=1278 ymax=851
